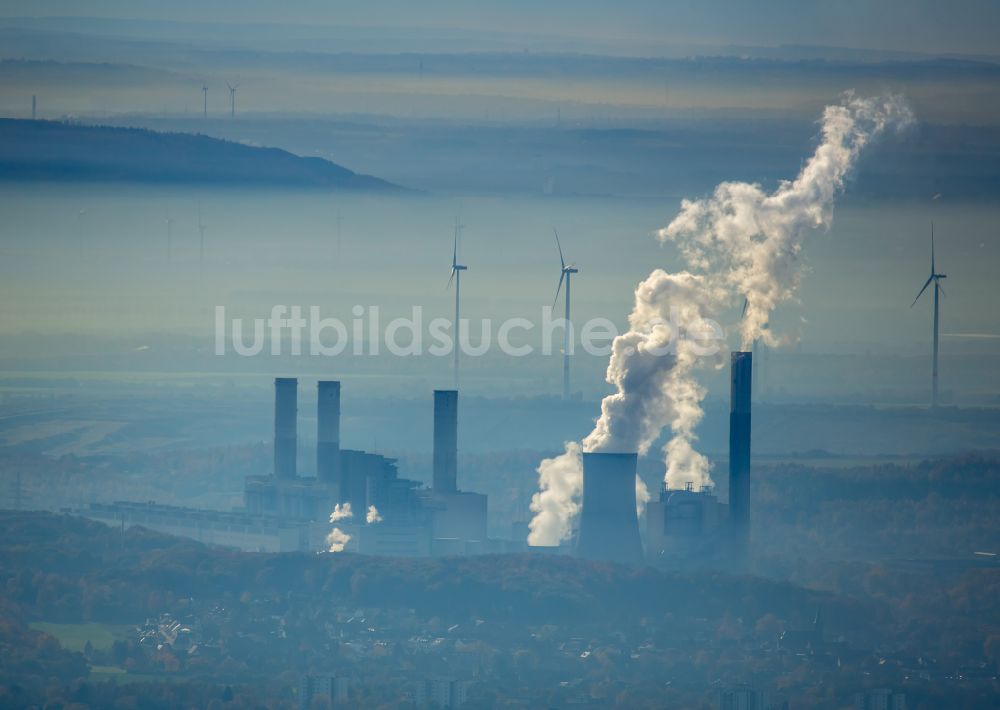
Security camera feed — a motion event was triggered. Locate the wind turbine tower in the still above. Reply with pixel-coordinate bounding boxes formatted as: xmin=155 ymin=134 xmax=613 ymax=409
xmin=226 ymin=82 xmax=238 ymax=118
xmin=448 ymin=218 xmax=468 ymax=388
xmin=202 ymin=84 xmax=208 ymax=119
xmin=552 ymin=228 xmax=578 ymax=399
xmin=911 ymin=223 xmax=947 ymax=408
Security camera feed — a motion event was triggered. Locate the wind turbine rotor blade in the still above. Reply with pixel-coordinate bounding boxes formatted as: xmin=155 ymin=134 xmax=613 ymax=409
xmin=741 ymin=298 xmax=749 ymax=318
xmin=553 ymin=271 xmax=566 ymax=307
xmin=936 ymin=281 xmax=946 ymax=298
xmin=553 ymin=228 xmax=565 ymax=269
xmin=447 ymin=269 xmax=455 ymax=290
xmin=911 ymin=275 xmax=934 ymax=307
xmin=452 ymin=229 xmax=458 ymax=268
xmin=931 ymin=222 xmax=935 ymax=274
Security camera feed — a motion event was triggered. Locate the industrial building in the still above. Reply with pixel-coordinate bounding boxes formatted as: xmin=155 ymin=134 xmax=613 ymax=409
xmin=644 ymin=482 xmax=729 ymax=565
xmin=579 ymin=351 xmax=753 ymax=567
xmin=86 ymin=350 xmax=754 ymax=566
xmin=576 ymin=452 xmax=644 ymax=565
xmin=85 ymin=380 xmax=493 ymax=556
xmin=729 ymin=350 xmax=753 ymax=561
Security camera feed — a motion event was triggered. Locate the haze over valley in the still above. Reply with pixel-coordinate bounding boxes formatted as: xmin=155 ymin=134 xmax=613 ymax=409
xmin=0 ymin=3 xmax=999 ymax=708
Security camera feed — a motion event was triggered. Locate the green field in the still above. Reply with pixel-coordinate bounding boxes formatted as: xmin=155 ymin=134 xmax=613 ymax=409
xmin=88 ymin=666 xmax=188 ymax=684
xmin=30 ymin=621 xmax=133 ymax=653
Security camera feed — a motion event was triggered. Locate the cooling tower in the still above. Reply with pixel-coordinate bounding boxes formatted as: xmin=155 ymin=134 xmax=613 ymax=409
xmin=576 ymin=452 xmax=644 ymax=564
xmin=729 ymin=352 xmax=752 ymax=554
xmin=317 ymin=381 xmax=341 ymax=484
xmin=433 ymin=390 xmax=458 ymax=493
xmin=274 ymin=377 xmax=298 ymax=479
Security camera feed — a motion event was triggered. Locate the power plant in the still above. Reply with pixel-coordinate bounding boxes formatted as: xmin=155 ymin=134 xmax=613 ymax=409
xmin=617 ymin=352 xmax=753 ymax=567
xmin=432 ymin=389 xmax=458 ymax=493
xmin=84 ymin=356 xmax=753 ymax=566
xmin=273 ymin=377 xmax=298 ymax=479
xmin=316 ymin=380 xmax=341 ymax=483
xmin=85 ymin=379 xmax=494 ymax=556
xmin=729 ymin=351 xmax=753 ymax=559
xmin=576 ymin=452 xmax=644 ymax=565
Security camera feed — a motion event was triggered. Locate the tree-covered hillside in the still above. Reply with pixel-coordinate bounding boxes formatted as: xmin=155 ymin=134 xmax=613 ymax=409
xmin=0 ymin=119 xmax=402 ymax=191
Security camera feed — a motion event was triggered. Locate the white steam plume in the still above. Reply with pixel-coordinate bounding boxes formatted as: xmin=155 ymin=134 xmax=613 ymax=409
xmin=528 ymin=272 xmax=723 ymax=545
xmin=660 ymin=92 xmax=913 ymax=349
xmin=366 ymin=505 xmax=383 ymax=524
xmin=326 ymin=503 xmax=355 ymax=552
xmin=582 ymin=269 xmax=725 ymax=495
xmin=528 ymin=442 xmax=582 ymax=546
xmin=326 ymin=527 xmax=351 ymax=553
xmin=528 ymin=92 xmax=911 ymax=546
xmin=329 ymin=502 xmax=353 ymax=523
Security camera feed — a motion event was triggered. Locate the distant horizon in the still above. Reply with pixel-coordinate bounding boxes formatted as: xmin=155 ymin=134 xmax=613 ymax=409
xmin=2 ymin=1 xmax=1000 ymax=58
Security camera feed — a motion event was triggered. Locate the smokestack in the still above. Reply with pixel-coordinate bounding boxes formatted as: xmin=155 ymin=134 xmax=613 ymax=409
xmin=729 ymin=352 xmax=752 ymax=555
xmin=274 ymin=377 xmax=298 ymax=479
xmin=576 ymin=452 xmax=643 ymax=564
xmin=317 ymin=380 xmax=341 ymax=483
xmin=433 ymin=389 xmax=458 ymax=493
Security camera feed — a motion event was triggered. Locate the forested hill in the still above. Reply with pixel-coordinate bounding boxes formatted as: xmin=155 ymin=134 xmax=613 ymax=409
xmin=0 ymin=510 xmax=863 ymax=629
xmin=0 ymin=119 xmax=403 ymax=191
xmin=2 ymin=511 xmax=997 ymax=708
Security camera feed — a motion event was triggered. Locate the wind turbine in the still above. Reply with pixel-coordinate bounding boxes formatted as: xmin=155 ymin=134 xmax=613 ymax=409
xmin=164 ymin=215 xmax=175 ymax=262
xmin=201 ymin=84 xmax=208 ymax=119
xmin=447 ymin=218 xmax=467 ymax=388
xmin=911 ymin=223 xmax=947 ymax=408
xmin=552 ymin=228 xmax=578 ymax=399
xmin=226 ymin=81 xmax=238 ymax=118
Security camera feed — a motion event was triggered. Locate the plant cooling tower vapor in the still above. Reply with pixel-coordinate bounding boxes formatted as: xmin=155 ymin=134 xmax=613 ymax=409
xmin=528 ymin=271 xmax=723 ymax=546
xmin=528 ymin=92 xmax=912 ymax=547
xmin=326 ymin=528 xmax=351 ymax=553
xmin=659 ymin=91 xmax=913 ymax=350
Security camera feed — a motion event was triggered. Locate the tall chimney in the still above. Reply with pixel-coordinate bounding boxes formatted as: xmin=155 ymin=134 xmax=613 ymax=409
xmin=274 ymin=377 xmax=298 ymax=479
xmin=729 ymin=352 xmax=752 ymax=555
xmin=576 ymin=452 xmax=644 ymax=564
xmin=433 ymin=389 xmax=458 ymax=493
xmin=317 ymin=381 xmax=341 ymax=483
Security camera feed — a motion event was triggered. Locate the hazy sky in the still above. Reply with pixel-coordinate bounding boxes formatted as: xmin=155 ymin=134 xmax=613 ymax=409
xmin=1 ymin=0 xmax=998 ymax=407
xmin=2 ymin=0 xmax=1000 ymax=57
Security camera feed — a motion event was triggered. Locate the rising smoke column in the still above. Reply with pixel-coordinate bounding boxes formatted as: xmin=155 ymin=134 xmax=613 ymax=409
xmin=326 ymin=503 xmax=354 ymax=552
xmin=326 ymin=528 xmax=351 ymax=553
xmin=330 ymin=502 xmax=353 ymax=522
xmin=326 ymin=503 xmax=384 ymax=551
xmin=582 ymin=269 xmax=725 ymax=486
xmin=529 ymin=271 xmax=724 ymax=545
xmin=528 ymin=442 xmax=583 ymax=546
xmin=528 ymin=92 xmax=911 ymax=546
xmin=660 ymin=92 xmax=913 ymax=349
